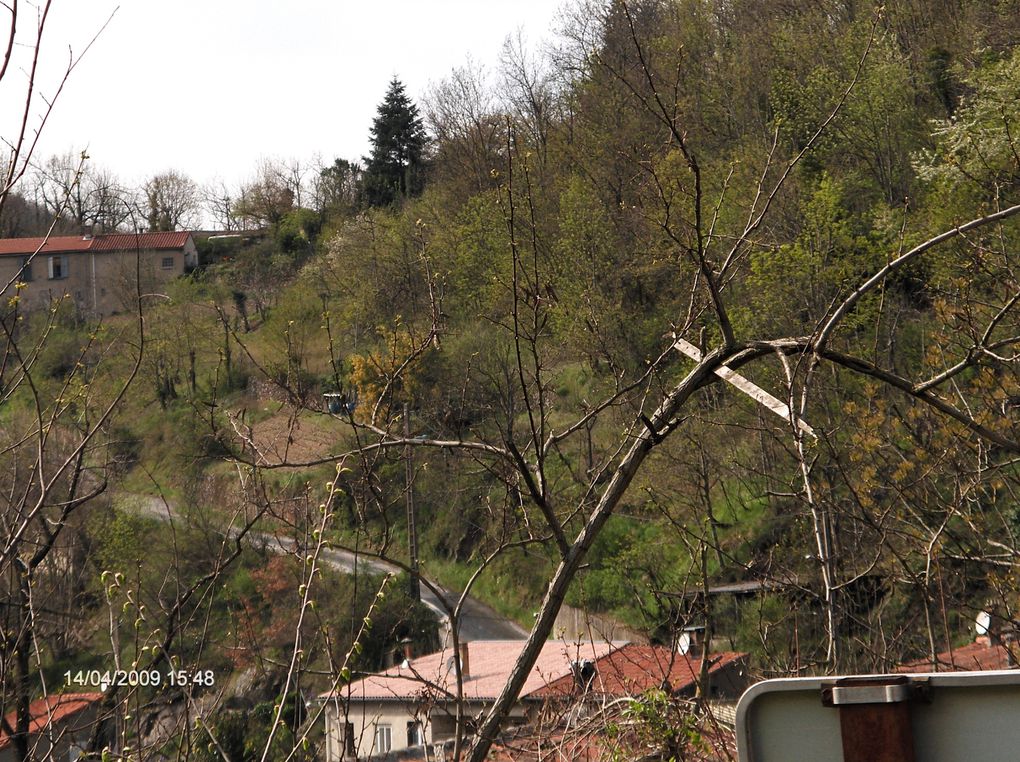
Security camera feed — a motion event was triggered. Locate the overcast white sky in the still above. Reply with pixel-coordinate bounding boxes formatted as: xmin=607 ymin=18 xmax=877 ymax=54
xmin=3 ymin=1 xmax=564 ymax=193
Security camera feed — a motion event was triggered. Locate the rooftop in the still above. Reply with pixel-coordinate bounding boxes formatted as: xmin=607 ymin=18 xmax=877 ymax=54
xmin=0 ymin=231 xmax=193 ymax=257
xmin=530 ymin=645 xmax=747 ymax=699
xmin=898 ymin=636 xmax=1017 ymax=673
xmin=324 ymin=640 xmax=623 ymax=703
xmin=324 ymin=641 xmax=748 ymax=705
xmin=0 ymin=692 xmax=104 ymax=751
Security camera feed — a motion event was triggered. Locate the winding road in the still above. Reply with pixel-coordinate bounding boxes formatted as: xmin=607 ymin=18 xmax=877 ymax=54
xmin=130 ymin=495 xmax=527 ymax=642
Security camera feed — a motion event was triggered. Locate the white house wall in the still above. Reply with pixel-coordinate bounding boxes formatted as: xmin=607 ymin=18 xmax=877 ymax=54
xmin=323 ymin=699 xmax=529 ymax=761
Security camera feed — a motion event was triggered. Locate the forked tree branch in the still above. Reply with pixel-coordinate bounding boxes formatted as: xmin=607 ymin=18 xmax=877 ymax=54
xmin=815 ymin=202 xmax=1020 ymax=351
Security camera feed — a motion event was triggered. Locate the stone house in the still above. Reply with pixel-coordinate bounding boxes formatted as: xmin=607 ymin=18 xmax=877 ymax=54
xmin=0 ymin=231 xmax=197 ymax=317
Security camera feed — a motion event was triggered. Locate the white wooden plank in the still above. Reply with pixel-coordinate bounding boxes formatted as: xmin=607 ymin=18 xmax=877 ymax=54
xmin=672 ymin=338 xmax=816 ymax=438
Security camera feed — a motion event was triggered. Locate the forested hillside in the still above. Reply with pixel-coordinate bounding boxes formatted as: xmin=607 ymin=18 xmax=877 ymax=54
xmin=4 ymin=1 xmax=1020 ymax=760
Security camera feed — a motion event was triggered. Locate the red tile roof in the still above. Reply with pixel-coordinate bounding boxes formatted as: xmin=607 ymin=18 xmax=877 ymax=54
xmin=0 ymin=236 xmax=93 ymax=256
xmin=0 ymin=232 xmax=192 ymax=257
xmin=325 ymin=642 xmax=749 ymax=707
xmin=897 ymin=637 xmax=1017 ymax=672
xmin=0 ymin=692 xmax=103 ymax=751
xmin=529 ymin=645 xmax=747 ymax=699
xmin=88 ymin=232 xmax=192 ymax=251
xmin=323 ymin=640 xmax=623 ymax=703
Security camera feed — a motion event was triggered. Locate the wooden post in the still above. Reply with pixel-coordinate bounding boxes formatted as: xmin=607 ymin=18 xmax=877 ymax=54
xmin=822 ymin=676 xmax=919 ymax=762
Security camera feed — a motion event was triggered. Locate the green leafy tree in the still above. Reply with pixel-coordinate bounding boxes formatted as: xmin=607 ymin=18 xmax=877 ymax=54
xmin=315 ymin=158 xmax=362 ymax=219
xmin=918 ymin=48 xmax=1020 ymax=202
xmin=362 ymin=78 xmax=428 ymax=207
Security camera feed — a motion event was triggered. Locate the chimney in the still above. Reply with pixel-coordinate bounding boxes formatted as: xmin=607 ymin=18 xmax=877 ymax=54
xmin=571 ymin=659 xmax=597 ymax=690
xmin=458 ymin=642 xmax=470 ymax=678
xmin=401 ymin=637 xmax=414 ymax=662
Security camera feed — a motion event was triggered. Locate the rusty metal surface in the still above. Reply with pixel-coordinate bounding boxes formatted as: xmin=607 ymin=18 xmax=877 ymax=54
xmin=838 ymin=702 xmax=915 ymax=762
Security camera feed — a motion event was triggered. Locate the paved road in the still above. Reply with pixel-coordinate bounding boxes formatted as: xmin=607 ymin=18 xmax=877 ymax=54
xmin=319 ymin=546 xmax=526 ymax=640
xmin=131 ymin=495 xmax=527 ymax=642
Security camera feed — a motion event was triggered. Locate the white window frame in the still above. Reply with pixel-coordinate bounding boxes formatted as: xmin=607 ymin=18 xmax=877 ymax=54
xmin=161 ymin=256 xmax=175 ymax=270
xmin=47 ymin=255 xmax=69 ymax=280
xmin=374 ymin=723 xmax=392 ymax=754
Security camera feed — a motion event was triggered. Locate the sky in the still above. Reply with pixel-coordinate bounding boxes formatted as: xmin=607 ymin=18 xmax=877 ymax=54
xmin=2 ymin=1 xmax=565 ymax=194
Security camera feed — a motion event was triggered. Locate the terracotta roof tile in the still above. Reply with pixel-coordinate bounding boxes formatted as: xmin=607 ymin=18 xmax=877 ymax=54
xmin=325 ymin=642 xmax=750 ymax=707
xmin=0 ymin=692 xmax=103 ymax=751
xmin=323 ymin=640 xmax=623 ymax=703
xmin=88 ymin=232 xmax=192 ymax=251
xmin=0 ymin=236 xmax=93 ymax=256
xmin=0 ymin=232 xmax=192 ymax=257
xmin=897 ymin=637 xmax=1017 ymax=672
xmin=529 ymin=645 xmax=747 ymax=699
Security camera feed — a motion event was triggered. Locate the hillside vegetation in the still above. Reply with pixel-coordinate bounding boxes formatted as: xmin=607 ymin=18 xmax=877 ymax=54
xmin=5 ymin=2 xmax=1020 ymax=760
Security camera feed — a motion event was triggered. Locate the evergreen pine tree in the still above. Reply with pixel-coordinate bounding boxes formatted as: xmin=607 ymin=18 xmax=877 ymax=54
xmin=362 ymin=78 xmax=428 ymax=207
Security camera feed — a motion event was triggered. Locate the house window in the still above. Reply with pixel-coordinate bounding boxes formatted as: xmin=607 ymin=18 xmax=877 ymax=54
xmin=47 ymin=255 xmax=69 ymax=280
xmin=18 ymin=256 xmax=33 ymax=282
xmin=407 ymin=720 xmax=424 ymax=746
xmin=161 ymin=256 xmax=174 ymax=270
xmin=374 ymin=724 xmax=392 ymax=754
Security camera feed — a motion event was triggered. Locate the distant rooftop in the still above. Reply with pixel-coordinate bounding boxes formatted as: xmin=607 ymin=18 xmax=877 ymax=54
xmin=898 ymin=635 xmax=1018 ymax=673
xmin=530 ymin=644 xmax=747 ymax=699
xmin=323 ymin=640 xmax=623 ymax=703
xmin=323 ymin=640 xmax=748 ymax=705
xmin=0 ymin=231 xmax=193 ymax=257
xmin=0 ymin=692 xmax=103 ymax=751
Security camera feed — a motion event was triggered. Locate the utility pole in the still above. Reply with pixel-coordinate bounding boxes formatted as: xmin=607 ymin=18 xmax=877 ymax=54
xmin=404 ymin=402 xmax=420 ymax=601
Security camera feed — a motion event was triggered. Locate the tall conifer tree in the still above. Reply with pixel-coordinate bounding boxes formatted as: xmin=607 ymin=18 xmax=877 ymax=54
xmin=363 ymin=78 xmax=428 ymax=207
